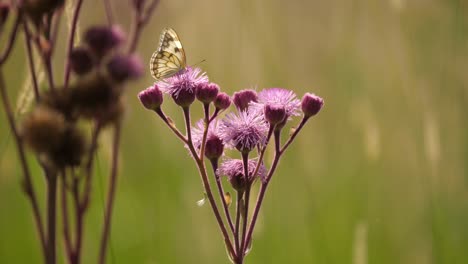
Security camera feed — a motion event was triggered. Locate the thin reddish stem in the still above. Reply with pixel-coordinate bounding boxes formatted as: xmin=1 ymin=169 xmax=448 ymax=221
xmin=64 ymin=0 xmax=84 ymax=89
xmin=46 ymin=172 xmax=58 ymax=264
xmin=182 ymin=107 xmax=236 ymax=258
xmin=22 ymin=22 xmax=40 ymax=101
xmin=0 ymin=12 xmax=21 ymax=65
xmin=210 ymin=159 xmax=235 ymax=234
xmin=60 ymin=171 xmax=73 ymax=262
xmin=0 ymin=70 xmax=47 ymax=261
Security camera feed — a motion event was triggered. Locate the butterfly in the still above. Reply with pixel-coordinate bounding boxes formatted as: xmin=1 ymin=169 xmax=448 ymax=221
xmin=150 ymin=28 xmax=187 ymax=80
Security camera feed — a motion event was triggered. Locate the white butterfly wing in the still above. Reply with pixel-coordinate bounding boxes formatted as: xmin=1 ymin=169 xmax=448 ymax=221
xmin=150 ymin=28 xmax=187 ymax=80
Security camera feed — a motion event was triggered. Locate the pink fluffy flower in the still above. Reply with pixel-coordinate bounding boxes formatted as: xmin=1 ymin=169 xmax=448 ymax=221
xmin=219 ymin=109 xmax=268 ymax=153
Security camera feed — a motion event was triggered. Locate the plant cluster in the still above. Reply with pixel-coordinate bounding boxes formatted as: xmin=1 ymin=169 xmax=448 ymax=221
xmin=0 ymin=0 xmax=159 ymax=263
xmin=139 ymin=67 xmax=324 ymax=264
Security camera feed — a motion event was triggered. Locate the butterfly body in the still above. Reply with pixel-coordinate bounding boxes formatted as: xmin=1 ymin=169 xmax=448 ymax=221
xmin=150 ymin=28 xmax=187 ymax=80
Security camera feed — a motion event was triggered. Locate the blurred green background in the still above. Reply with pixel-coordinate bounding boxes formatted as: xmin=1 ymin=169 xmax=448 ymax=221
xmin=1 ymin=0 xmax=468 ymax=263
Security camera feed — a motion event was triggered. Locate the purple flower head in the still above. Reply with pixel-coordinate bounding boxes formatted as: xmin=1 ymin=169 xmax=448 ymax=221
xmin=219 ymin=109 xmax=268 ymax=153
xmin=138 ymin=84 xmax=163 ymax=110
xmin=69 ymin=47 xmax=94 ymax=75
xmin=301 ymin=93 xmax=324 ymax=118
xmin=251 ymin=88 xmax=301 ymax=120
xmin=187 ymin=120 xmax=224 ymax=159
xmin=84 ymin=25 xmax=126 ymax=57
xmin=217 ymin=158 xmax=267 ymax=190
xmin=191 ymin=119 xmax=222 ymax=149
xmin=107 ymin=54 xmax=144 ymax=83
xmin=233 ymin=89 xmax=258 ymax=111
xmin=157 ymin=67 xmax=208 ymax=107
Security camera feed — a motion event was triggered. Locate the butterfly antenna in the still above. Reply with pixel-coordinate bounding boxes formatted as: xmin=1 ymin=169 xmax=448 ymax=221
xmin=190 ymin=59 xmax=206 ymax=68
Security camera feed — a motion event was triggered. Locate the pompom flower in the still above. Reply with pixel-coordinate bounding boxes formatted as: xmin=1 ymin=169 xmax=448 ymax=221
xmin=219 ymin=109 xmax=268 ymax=153
xmin=157 ymin=67 xmax=208 ymax=107
xmin=251 ymin=88 xmax=301 ymax=119
xmin=192 ymin=119 xmax=219 ymax=148
xmin=217 ymin=158 xmax=267 ymax=190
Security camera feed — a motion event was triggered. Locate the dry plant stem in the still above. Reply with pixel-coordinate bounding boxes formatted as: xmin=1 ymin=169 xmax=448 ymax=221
xmin=60 ymin=171 xmax=73 ymax=262
xmin=49 ymin=9 xmax=63 ymax=56
xmin=98 ymin=122 xmax=122 ymax=264
xmin=72 ymin=176 xmax=81 ymax=264
xmin=0 ymin=70 xmax=47 ymax=260
xmin=81 ymin=122 xmax=102 ymax=210
xmin=182 ymin=107 xmax=236 ymax=258
xmin=23 ymin=23 xmax=40 ymax=101
xmin=0 ymin=12 xmax=21 ymax=64
xmin=102 ymin=0 xmax=114 ymax=25
xmin=44 ymin=53 xmax=55 ymax=91
xmin=128 ymin=0 xmax=160 ymax=53
xmin=209 ymin=159 xmax=235 ymax=234
xmin=155 ymin=108 xmax=188 ymax=144
xmin=142 ymin=0 xmax=160 ymax=23
xmin=46 ymin=171 xmax=58 ymax=264
xmin=64 ymin=0 xmax=84 ymax=89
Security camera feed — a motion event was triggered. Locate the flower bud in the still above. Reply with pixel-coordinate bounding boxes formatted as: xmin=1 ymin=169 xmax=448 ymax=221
xmin=204 ymin=137 xmax=224 ymax=160
xmin=172 ymin=89 xmax=195 ymax=107
xmin=233 ymin=89 xmax=257 ymax=111
xmin=106 ymin=54 xmax=143 ymax=83
xmin=301 ymin=93 xmax=324 ymax=117
xmin=196 ymin=82 xmax=219 ymax=103
xmin=69 ymin=47 xmax=94 ymax=75
xmin=264 ymin=104 xmax=286 ymax=125
xmin=214 ymin=92 xmax=231 ymax=110
xmin=138 ymin=85 xmax=163 ymax=110
xmin=84 ymin=25 xmax=126 ymax=57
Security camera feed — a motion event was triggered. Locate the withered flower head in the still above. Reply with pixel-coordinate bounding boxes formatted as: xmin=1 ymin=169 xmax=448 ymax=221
xmin=41 ymin=89 xmax=76 ymax=121
xmin=69 ymin=47 xmax=95 ymax=75
xmin=23 ymin=0 xmax=65 ymax=22
xmin=49 ymin=125 xmax=87 ymax=168
xmin=21 ymin=105 xmax=67 ymax=154
xmin=70 ymin=73 xmax=121 ymax=120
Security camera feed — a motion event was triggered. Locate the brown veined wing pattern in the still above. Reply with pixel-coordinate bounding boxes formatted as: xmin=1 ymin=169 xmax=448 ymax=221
xmin=150 ymin=28 xmax=187 ymax=80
